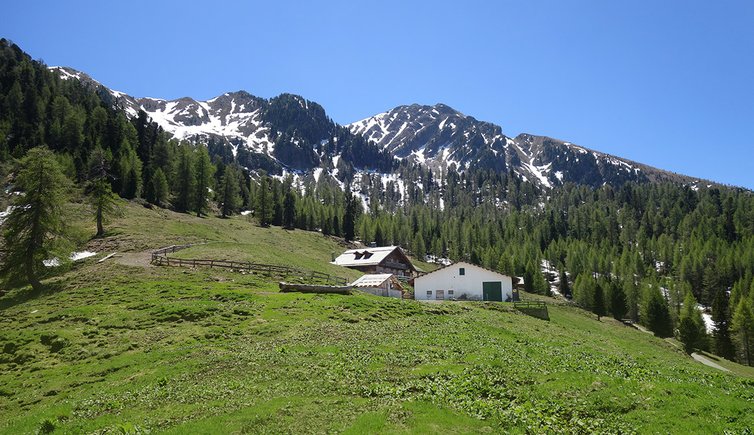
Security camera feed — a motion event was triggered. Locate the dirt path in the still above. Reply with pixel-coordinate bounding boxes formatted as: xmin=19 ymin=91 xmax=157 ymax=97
xmin=691 ymin=353 xmax=731 ymax=372
xmin=629 ymin=323 xmax=731 ymax=373
xmin=113 ymin=251 xmax=153 ymax=267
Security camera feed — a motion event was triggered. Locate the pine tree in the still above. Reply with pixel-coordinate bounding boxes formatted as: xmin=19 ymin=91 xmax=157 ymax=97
xmin=0 ymin=147 xmax=71 ymax=293
xmin=678 ymin=291 xmax=706 ymax=354
xmin=624 ymin=279 xmax=640 ymax=322
xmin=558 ymin=267 xmax=572 ymax=299
xmin=593 ymin=283 xmax=606 ymax=321
xmin=193 ymin=147 xmax=213 ymax=217
xmin=343 ymin=187 xmax=357 ymax=242
xmin=282 ymin=188 xmax=297 ymax=229
xmin=413 ymin=233 xmax=426 ymax=260
xmin=711 ymin=288 xmax=736 ymax=360
xmin=118 ymin=142 xmax=142 ymax=199
xmin=523 ymin=265 xmax=535 ymax=294
xmin=533 ymin=267 xmax=550 ymax=296
xmin=374 ymin=223 xmax=385 ymax=246
xmin=609 ymin=280 xmax=628 ymax=320
xmin=272 ymin=181 xmax=283 ymax=226
xmin=174 ymin=146 xmax=195 ymax=213
xmin=151 ymin=168 xmax=170 ymax=208
xmin=219 ymin=165 xmax=241 ymax=218
xmin=643 ymin=285 xmax=674 ymax=338
xmin=679 ymin=315 xmax=700 ymax=355
xmin=731 ymin=299 xmax=754 ymax=366
xmin=332 ymin=213 xmax=341 ymax=237
xmin=573 ymin=273 xmax=596 ymax=309
xmin=256 ymin=175 xmax=273 ymax=227
xmin=86 ymin=146 xmax=119 ymax=237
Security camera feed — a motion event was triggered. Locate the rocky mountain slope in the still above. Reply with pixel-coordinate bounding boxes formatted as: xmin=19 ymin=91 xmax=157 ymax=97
xmin=50 ymin=66 xmax=393 ymax=176
xmin=347 ymin=104 xmax=700 ymax=188
xmin=50 ymin=66 xmax=704 ymax=190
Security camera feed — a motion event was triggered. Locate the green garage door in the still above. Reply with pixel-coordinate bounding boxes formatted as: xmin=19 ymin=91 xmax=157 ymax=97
xmin=482 ymin=281 xmax=503 ymax=301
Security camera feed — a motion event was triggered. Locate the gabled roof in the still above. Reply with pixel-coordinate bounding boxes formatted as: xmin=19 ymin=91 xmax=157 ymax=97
xmin=415 ymin=260 xmax=512 ymax=281
xmin=332 ymin=246 xmax=416 ymax=271
xmin=351 ymin=274 xmax=393 ymax=287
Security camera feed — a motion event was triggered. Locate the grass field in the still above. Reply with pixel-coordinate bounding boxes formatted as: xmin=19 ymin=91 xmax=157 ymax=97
xmin=1 ymin=201 xmax=753 ymax=434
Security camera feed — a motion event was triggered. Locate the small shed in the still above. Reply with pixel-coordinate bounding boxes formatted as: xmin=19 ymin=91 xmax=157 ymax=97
xmin=351 ymin=274 xmax=404 ymax=298
xmin=414 ymin=261 xmax=513 ymax=302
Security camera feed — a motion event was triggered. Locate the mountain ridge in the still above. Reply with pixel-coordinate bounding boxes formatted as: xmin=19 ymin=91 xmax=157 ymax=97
xmin=49 ymin=65 xmax=718 ymax=191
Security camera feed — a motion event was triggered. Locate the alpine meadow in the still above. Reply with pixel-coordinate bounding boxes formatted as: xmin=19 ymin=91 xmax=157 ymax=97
xmin=1 ymin=25 xmax=754 ymax=435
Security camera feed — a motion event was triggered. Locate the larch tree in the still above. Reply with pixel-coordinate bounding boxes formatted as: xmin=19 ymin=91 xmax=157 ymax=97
xmin=343 ymin=186 xmax=357 ymax=242
xmin=0 ymin=147 xmax=71 ymax=293
xmin=150 ymin=168 xmax=170 ymax=208
xmin=711 ymin=288 xmax=736 ymax=360
xmin=282 ymin=187 xmax=297 ymax=229
xmin=609 ymin=280 xmax=628 ymax=321
xmin=731 ymin=299 xmax=754 ymax=366
xmin=219 ymin=165 xmax=241 ymax=218
xmin=593 ymin=283 xmax=606 ymax=321
xmin=86 ymin=146 xmax=119 ymax=237
xmin=678 ymin=291 xmax=707 ymax=354
xmin=558 ymin=267 xmax=572 ymax=299
xmin=642 ymin=285 xmax=674 ymax=338
xmin=256 ymin=175 xmax=273 ymax=227
xmin=173 ymin=146 xmax=195 ymax=213
xmin=193 ymin=147 xmax=214 ymax=217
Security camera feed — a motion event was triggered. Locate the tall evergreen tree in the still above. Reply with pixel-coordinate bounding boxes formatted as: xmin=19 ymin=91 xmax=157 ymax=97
xmin=0 ymin=147 xmax=71 ymax=293
xmin=256 ymin=175 xmax=273 ymax=227
xmin=343 ymin=187 xmax=357 ymax=242
xmin=282 ymin=187 xmax=297 ymax=229
xmin=731 ymin=299 xmax=754 ymax=366
xmin=678 ymin=291 xmax=707 ymax=354
xmin=151 ymin=168 xmax=170 ymax=208
xmin=193 ymin=147 xmax=213 ymax=217
xmin=711 ymin=289 xmax=736 ymax=360
xmin=643 ymin=286 xmax=674 ymax=338
xmin=559 ymin=267 xmax=572 ymax=299
xmin=86 ymin=146 xmax=119 ymax=237
xmin=118 ymin=142 xmax=142 ymax=199
xmin=219 ymin=165 xmax=241 ymax=218
xmin=609 ymin=280 xmax=628 ymax=320
xmin=593 ymin=283 xmax=606 ymax=321
xmin=173 ymin=146 xmax=195 ymax=213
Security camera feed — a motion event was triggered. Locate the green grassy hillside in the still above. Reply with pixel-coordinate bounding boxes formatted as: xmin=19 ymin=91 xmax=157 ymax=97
xmin=1 ymin=202 xmax=753 ymax=434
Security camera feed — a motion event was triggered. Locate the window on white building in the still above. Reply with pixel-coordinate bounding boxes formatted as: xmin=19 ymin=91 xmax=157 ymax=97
xmin=459 ymin=267 xmax=465 ymax=275
xmin=427 ymin=291 xmax=432 ymax=296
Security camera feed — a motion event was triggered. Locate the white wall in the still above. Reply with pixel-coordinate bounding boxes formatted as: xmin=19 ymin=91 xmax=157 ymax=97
xmin=414 ymin=262 xmax=513 ymax=301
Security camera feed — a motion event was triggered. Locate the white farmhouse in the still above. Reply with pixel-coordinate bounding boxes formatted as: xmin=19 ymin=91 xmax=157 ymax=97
xmin=414 ymin=261 xmax=513 ymax=302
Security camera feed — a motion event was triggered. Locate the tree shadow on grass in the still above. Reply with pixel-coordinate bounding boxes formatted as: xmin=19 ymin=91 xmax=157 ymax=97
xmin=0 ymin=280 xmax=67 ymax=311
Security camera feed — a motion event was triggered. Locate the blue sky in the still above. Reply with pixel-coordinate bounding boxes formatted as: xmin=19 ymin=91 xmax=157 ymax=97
xmin=6 ymin=1 xmax=754 ymax=189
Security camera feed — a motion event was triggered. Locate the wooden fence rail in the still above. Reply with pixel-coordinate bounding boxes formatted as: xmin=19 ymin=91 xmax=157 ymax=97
xmin=150 ymin=245 xmax=348 ymax=286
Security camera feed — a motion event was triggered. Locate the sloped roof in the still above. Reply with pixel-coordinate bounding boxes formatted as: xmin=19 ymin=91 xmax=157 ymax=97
xmin=415 ymin=260 xmax=512 ymax=281
xmin=332 ymin=246 xmax=415 ymax=270
xmin=351 ymin=274 xmax=393 ymax=287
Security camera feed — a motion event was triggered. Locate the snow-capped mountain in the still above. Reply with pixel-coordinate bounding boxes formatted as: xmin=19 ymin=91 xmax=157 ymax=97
xmin=52 ymin=67 xmax=273 ymax=154
xmin=51 ymin=66 xmax=700 ymax=190
xmin=51 ymin=66 xmax=393 ymax=176
xmin=346 ymin=104 xmax=687 ymax=188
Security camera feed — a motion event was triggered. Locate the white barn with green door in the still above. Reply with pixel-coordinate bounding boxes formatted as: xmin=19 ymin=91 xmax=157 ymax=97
xmin=414 ymin=261 xmax=513 ymax=302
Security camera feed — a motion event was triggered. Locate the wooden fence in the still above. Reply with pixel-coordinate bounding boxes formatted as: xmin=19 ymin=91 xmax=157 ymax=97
xmin=150 ymin=244 xmax=347 ymax=286
xmin=514 ymin=300 xmax=550 ymax=321
xmin=150 ymin=244 xmax=195 ymax=261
